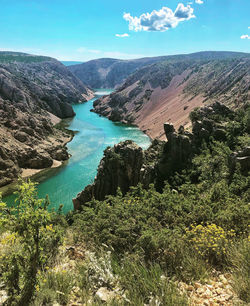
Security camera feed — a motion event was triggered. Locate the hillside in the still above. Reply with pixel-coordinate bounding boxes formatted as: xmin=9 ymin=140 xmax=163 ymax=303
xmin=93 ymin=51 xmax=250 ymax=139
xmin=0 ymin=52 xmax=94 ymax=188
xmin=68 ymin=56 xmax=169 ymax=88
xmin=68 ymin=51 xmax=249 ymax=89
xmin=0 ymin=52 xmax=94 ymax=118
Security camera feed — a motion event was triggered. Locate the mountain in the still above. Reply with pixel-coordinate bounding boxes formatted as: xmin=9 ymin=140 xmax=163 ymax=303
xmin=0 ymin=52 xmax=94 ymax=188
xmin=0 ymin=52 xmax=94 ymax=119
xmin=93 ymin=51 xmax=250 ymax=139
xmin=67 ymin=51 xmax=249 ymax=89
xmin=67 ymin=56 xmax=171 ymax=89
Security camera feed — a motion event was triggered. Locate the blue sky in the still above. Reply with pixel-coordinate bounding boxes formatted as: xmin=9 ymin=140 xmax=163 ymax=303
xmin=0 ymin=0 xmax=249 ymax=61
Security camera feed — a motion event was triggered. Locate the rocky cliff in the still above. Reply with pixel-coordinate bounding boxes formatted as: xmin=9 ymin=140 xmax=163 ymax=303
xmin=93 ymin=52 xmax=250 ymax=139
xmin=74 ymin=102 xmax=250 ymax=209
xmin=0 ymin=52 xmax=94 ymax=188
xmin=0 ymin=52 xmax=94 ymax=118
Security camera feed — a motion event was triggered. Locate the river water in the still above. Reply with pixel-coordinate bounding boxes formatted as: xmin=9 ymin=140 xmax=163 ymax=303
xmin=4 ymin=90 xmax=151 ymax=213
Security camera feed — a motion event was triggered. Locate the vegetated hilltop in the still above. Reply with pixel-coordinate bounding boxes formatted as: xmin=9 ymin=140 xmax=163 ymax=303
xmin=0 ymin=52 xmax=94 ymax=188
xmin=93 ymin=51 xmax=250 ymax=139
xmin=68 ymin=56 xmax=170 ymax=88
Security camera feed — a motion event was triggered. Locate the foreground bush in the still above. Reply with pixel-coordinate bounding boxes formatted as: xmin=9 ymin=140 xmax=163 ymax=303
xmin=0 ymin=180 xmax=66 ymax=305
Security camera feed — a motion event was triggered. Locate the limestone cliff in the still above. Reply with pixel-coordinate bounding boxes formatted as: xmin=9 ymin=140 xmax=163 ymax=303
xmin=73 ymin=102 xmax=250 ymax=209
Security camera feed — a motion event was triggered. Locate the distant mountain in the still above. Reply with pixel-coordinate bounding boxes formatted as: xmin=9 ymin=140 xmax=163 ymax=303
xmin=68 ymin=51 xmax=249 ymax=89
xmin=61 ymin=61 xmax=84 ymax=66
xmin=0 ymin=51 xmax=94 ymax=188
xmin=93 ymin=51 xmax=250 ymax=139
xmin=68 ymin=57 xmax=169 ymax=89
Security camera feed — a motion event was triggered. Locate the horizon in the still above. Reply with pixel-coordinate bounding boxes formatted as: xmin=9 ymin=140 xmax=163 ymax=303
xmin=0 ymin=0 xmax=249 ymax=61
xmin=1 ymin=50 xmax=250 ymax=64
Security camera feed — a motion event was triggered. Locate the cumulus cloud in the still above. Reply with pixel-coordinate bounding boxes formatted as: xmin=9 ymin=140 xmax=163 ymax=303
xmin=123 ymin=3 xmax=195 ymax=32
xmin=195 ymin=0 xmax=204 ymax=4
xmin=115 ymin=33 xmax=130 ymax=38
xmin=241 ymin=34 xmax=250 ymax=39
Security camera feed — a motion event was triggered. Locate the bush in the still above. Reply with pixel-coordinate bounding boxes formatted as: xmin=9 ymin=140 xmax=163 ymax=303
xmin=0 ymin=180 xmax=66 ymax=305
xmin=185 ymin=223 xmax=235 ymax=265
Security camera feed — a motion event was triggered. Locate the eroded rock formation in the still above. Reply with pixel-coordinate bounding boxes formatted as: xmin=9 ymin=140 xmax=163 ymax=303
xmin=73 ymin=102 xmax=249 ymax=209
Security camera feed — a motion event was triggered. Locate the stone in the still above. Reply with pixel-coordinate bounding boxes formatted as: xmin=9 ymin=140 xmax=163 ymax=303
xmin=194 ymin=282 xmax=201 ymax=289
xmin=187 ymin=285 xmax=194 ymax=291
xmin=197 ymin=287 xmax=205 ymax=295
xmin=164 ymin=122 xmax=175 ymax=139
xmin=95 ymin=287 xmax=116 ymax=302
xmin=14 ymin=131 xmax=28 ymax=143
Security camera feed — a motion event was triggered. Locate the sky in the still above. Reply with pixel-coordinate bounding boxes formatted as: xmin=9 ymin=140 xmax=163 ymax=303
xmin=0 ymin=0 xmax=249 ymax=61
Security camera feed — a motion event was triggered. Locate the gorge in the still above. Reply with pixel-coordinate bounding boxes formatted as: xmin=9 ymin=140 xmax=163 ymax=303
xmin=1 ymin=51 xmax=249 ymax=214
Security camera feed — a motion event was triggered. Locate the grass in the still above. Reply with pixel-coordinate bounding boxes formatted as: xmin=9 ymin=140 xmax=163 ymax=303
xmin=228 ymin=238 xmax=250 ymax=303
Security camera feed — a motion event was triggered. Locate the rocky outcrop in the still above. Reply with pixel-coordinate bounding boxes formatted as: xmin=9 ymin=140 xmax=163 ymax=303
xmin=0 ymin=96 xmax=72 ymax=188
xmin=93 ymin=52 xmax=249 ymax=139
xmin=230 ymin=147 xmax=250 ymax=175
xmin=74 ymin=102 xmax=249 ymax=209
xmin=73 ymin=141 xmax=144 ymax=209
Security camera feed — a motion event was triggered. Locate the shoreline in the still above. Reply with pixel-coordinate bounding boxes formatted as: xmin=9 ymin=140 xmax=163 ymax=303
xmin=0 ymin=119 xmax=75 ymax=198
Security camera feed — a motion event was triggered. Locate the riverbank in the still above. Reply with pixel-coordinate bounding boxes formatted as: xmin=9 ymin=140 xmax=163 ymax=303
xmin=2 ymin=89 xmax=151 ymax=212
xmin=0 ymin=119 xmax=74 ymax=197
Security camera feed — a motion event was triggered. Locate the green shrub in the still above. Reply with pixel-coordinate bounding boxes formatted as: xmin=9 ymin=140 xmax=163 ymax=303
xmin=0 ymin=180 xmax=65 ymax=305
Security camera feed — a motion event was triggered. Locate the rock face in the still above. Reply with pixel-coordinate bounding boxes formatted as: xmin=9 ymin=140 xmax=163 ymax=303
xmin=0 ymin=51 xmax=94 ymax=188
xmin=93 ymin=52 xmax=250 ymax=139
xmin=0 ymin=52 xmax=94 ymax=119
xmin=0 ymin=97 xmax=71 ymax=187
xmin=74 ymin=102 xmax=249 ymax=209
xmin=73 ymin=141 xmax=144 ymax=209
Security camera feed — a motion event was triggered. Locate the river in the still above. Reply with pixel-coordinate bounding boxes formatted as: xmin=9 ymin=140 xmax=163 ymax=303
xmin=3 ymin=90 xmax=151 ymax=213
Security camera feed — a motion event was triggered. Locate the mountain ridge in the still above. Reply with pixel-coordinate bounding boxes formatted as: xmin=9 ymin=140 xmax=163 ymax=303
xmin=92 ymin=52 xmax=250 ymax=139
xmin=68 ymin=51 xmax=250 ymax=89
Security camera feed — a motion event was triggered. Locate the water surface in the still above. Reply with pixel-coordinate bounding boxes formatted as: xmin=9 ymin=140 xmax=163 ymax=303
xmin=4 ymin=90 xmax=151 ymax=213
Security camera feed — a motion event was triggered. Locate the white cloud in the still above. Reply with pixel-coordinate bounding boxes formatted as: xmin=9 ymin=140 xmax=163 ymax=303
xmin=123 ymin=3 xmax=195 ymax=32
xmin=115 ymin=33 xmax=130 ymax=38
xmin=241 ymin=34 xmax=250 ymax=39
xmin=195 ymin=0 xmax=204 ymax=4
xmin=76 ymin=47 xmax=101 ymax=54
xmin=248 ymin=26 xmax=250 ymax=29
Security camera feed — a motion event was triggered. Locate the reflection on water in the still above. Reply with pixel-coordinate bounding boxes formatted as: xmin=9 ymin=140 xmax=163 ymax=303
xmin=4 ymin=89 xmax=151 ymax=213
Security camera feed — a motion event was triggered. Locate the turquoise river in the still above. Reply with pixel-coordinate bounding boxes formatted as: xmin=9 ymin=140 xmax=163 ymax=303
xmin=3 ymin=90 xmax=151 ymax=213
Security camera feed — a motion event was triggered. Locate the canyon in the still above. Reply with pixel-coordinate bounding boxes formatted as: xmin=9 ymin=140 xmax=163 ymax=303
xmin=0 ymin=51 xmax=94 ymax=187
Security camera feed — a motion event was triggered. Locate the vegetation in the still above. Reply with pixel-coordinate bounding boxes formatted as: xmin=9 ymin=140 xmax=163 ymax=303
xmin=0 ymin=52 xmax=53 ymax=64
xmin=0 ymin=105 xmax=249 ymax=305
xmin=0 ymin=181 xmax=66 ymax=305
